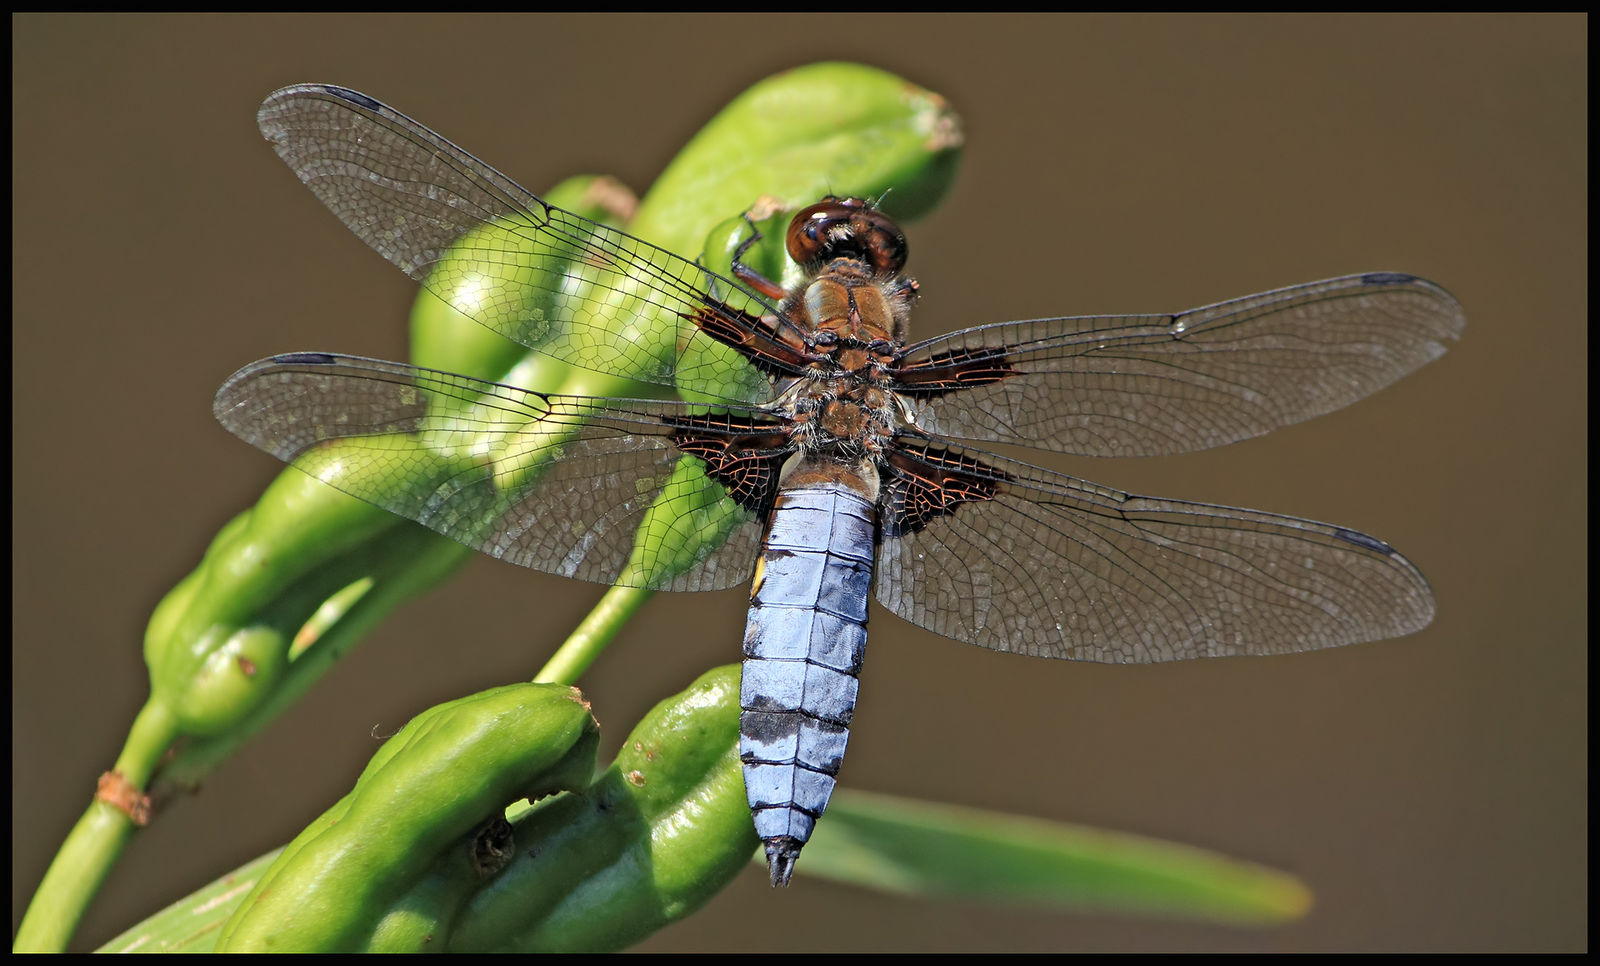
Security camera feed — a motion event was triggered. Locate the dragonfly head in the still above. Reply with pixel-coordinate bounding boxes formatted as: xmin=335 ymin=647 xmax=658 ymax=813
xmin=786 ymin=197 xmax=908 ymax=279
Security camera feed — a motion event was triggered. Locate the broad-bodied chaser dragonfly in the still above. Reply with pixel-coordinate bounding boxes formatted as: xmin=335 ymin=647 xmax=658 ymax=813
xmin=216 ymin=85 xmax=1465 ymax=886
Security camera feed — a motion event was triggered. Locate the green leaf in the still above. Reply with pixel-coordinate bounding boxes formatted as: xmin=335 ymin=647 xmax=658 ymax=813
xmin=801 ymin=790 xmax=1313 ymax=925
xmin=97 ymin=849 xmax=281 ymax=953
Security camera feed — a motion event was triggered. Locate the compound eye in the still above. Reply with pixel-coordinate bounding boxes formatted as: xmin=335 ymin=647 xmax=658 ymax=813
xmin=786 ymin=198 xmax=908 ymax=276
xmin=853 ymin=207 xmax=908 ymax=277
xmin=786 ymin=199 xmax=854 ymax=271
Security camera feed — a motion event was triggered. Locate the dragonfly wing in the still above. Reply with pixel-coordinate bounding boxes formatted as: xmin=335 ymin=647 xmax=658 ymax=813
xmin=257 ymin=84 xmax=809 ymax=402
xmin=891 ymin=273 xmax=1465 ymax=456
xmin=873 ymin=437 xmax=1435 ymax=662
xmin=214 ymin=352 xmax=792 ymax=592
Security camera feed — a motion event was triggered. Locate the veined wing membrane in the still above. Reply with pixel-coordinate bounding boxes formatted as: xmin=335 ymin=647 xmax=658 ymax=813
xmin=257 ymin=84 xmax=805 ymax=403
xmin=892 ymin=273 xmax=1465 ymax=457
xmin=213 ymin=352 xmax=778 ymax=592
xmin=875 ymin=438 xmax=1434 ymax=663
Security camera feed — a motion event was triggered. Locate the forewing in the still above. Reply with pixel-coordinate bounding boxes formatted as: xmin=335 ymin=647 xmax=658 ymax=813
xmin=213 ymin=352 xmax=788 ymax=592
xmin=875 ymin=439 xmax=1435 ymax=662
xmin=256 ymin=84 xmax=809 ymax=403
xmin=891 ymin=273 xmax=1465 ymax=456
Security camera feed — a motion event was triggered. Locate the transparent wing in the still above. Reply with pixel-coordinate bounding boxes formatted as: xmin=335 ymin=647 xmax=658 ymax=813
xmin=257 ymin=84 xmax=807 ymax=404
xmin=214 ymin=352 xmax=785 ymax=592
xmin=891 ymin=273 xmax=1465 ymax=457
xmin=874 ymin=439 xmax=1434 ymax=662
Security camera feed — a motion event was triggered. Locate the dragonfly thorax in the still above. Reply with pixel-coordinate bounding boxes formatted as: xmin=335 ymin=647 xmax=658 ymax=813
xmin=786 ymin=378 xmax=898 ymax=460
xmin=790 ymin=267 xmax=915 ymax=355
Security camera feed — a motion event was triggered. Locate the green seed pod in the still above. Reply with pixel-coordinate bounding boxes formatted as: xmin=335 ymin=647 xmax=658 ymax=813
xmin=631 ymin=61 xmax=964 ymax=251
xmin=444 ymin=664 xmax=751 ymax=953
xmin=217 ymin=683 xmax=600 ymax=952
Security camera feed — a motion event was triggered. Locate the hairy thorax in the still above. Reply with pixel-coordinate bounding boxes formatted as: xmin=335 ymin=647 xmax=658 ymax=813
xmin=779 ymin=258 xmax=915 ymax=463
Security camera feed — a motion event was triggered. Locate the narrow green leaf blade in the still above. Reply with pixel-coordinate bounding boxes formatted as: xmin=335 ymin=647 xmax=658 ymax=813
xmin=95 ymin=849 xmax=282 ymax=953
xmin=802 ymin=790 xmax=1313 ymax=926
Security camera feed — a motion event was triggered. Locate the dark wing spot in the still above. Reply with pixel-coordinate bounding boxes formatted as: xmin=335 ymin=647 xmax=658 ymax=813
xmin=271 ymin=351 xmax=341 ymax=366
xmin=1332 ymin=527 xmax=1396 ymax=555
xmin=323 ymin=86 xmax=384 ymax=111
xmin=1360 ymin=271 xmax=1420 ymax=286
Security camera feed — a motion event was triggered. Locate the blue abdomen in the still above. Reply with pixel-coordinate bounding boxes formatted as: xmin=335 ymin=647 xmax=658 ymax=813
xmin=740 ymin=481 xmax=875 ymax=885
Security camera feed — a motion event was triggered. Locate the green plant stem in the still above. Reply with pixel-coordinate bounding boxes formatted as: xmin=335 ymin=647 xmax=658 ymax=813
xmin=534 ymin=585 xmax=654 ymax=686
xmin=15 ymin=700 xmax=178 ymax=952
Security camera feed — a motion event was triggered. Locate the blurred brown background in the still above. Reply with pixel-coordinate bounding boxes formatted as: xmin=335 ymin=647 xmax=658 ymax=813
xmin=12 ymin=13 xmax=1585 ymax=952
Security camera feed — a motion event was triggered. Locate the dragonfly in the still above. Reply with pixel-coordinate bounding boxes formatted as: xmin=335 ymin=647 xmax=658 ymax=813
xmin=216 ymin=84 xmax=1465 ymax=887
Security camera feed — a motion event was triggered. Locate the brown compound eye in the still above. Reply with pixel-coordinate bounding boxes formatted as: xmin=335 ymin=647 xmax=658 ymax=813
xmin=786 ymin=197 xmax=908 ymax=277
